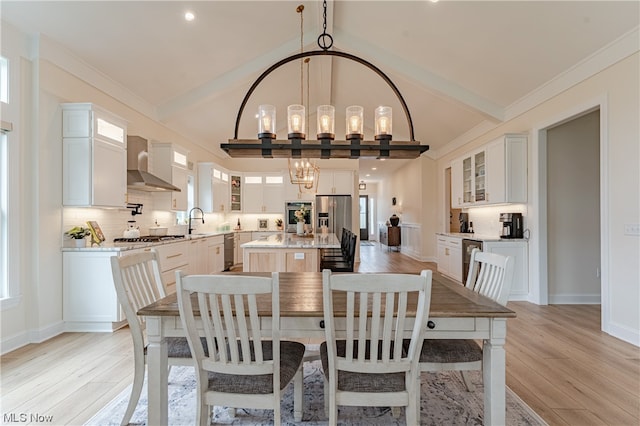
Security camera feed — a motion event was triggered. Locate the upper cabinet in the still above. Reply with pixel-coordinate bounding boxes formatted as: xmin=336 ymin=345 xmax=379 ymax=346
xmin=62 ymin=103 xmax=127 ymax=208
xmin=451 ymin=134 xmax=527 ymax=208
xmin=243 ymin=173 xmax=285 ymax=213
xmin=151 ymin=142 xmax=189 ymax=211
xmin=198 ymin=163 xmax=229 ymax=213
xmin=317 ymin=170 xmax=354 ymax=195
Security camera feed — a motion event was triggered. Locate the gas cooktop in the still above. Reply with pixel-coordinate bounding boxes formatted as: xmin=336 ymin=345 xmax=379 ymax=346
xmin=113 ymin=235 xmax=185 ymax=243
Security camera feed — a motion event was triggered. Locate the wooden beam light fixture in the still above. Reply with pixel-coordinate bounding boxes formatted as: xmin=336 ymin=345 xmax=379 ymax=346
xmin=221 ymin=1 xmax=429 ymax=159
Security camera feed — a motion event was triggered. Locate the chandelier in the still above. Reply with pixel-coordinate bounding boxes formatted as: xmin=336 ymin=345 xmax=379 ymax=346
xmin=221 ymin=1 xmax=429 ymax=159
xmin=288 ymin=158 xmax=319 ymax=192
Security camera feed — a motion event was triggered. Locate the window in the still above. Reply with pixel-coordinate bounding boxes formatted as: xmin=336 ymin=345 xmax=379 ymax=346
xmin=1 ymin=52 xmax=20 ymax=308
xmin=1 ymin=54 xmax=9 ymax=300
xmin=0 ymin=56 xmax=8 ymax=104
xmin=0 ymin=132 xmax=7 ymax=298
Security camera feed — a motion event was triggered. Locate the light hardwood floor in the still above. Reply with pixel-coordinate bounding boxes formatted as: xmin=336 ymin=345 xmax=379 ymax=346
xmin=1 ymin=243 xmax=638 ymax=425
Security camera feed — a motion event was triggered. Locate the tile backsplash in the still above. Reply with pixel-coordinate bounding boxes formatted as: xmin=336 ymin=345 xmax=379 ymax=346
xmin=466 ymin=204 xmax=527 ymax=237
xmin=62 ymin=190 xmax=285 ymax=244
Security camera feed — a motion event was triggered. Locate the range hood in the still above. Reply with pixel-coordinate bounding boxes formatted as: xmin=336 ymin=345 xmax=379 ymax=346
xmin=127 ymin=136 xmax=181 ymax=192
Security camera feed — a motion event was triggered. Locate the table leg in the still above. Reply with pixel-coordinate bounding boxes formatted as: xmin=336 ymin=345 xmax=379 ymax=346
xmin=146 ymin=316 xmax=168 ymax=425
xmin=483 ymin=318 xmax=507 ymax=426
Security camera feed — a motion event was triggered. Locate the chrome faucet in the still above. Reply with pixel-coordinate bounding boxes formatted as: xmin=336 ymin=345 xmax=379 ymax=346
xmin=188 ymin=207 xmax=205 ymax=235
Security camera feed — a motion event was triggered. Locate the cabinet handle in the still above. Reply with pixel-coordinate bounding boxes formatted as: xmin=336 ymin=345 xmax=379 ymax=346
xmin=445 ymin=248 xmax=449 ymax=256
xmin=427 ymin=320 xmax=436 ymax=329
xmin=486 ymin=193 xmax=489 ymax=201
xmin=167 ymin=253 xmax=182 ymax=259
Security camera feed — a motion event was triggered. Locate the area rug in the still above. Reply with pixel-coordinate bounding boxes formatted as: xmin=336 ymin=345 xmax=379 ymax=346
xmin=87 ymin=360 xmax=546 ymax=425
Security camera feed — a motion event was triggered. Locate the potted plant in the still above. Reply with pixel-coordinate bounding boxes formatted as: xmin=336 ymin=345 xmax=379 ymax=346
xmin=65 ymin=226 xmax=91 ymax=248
xmin=275 ymin=218 xmax=284 ymax=231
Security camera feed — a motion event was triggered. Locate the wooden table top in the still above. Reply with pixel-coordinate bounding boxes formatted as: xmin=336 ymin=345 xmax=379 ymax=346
xmin=138 ymin=272 xmax=516 ymax=319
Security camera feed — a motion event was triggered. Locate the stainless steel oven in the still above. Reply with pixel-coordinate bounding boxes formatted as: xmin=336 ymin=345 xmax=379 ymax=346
xmin=462 ymin=239 xmax=483 ymax=280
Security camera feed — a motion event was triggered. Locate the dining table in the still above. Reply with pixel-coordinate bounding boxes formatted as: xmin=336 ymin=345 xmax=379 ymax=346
xmin=138 ymin=271 xmax=516 ymax=425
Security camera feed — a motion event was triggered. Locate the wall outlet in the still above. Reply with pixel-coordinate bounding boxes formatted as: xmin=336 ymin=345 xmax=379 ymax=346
xmin=624 ymin=224 xmax=640 ymax=236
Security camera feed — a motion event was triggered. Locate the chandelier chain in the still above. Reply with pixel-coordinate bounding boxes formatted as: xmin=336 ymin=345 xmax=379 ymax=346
xmin=298 ymin=4 xmax=304 ymax=105
xmin=318 ymin=0 xmax=333 ymax=50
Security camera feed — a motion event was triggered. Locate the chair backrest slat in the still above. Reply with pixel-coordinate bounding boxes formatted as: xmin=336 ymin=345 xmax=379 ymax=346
xmin=465 ymin=249 xmax=514 ymax=306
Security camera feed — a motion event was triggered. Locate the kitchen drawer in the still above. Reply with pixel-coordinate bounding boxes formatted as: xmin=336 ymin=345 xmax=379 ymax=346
xmin=156 ymin=241 xmax=188 ymax=271
xmin=207 ymin=235 xmax=224 ymax=246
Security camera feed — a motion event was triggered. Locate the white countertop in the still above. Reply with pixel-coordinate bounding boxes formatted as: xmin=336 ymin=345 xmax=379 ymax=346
xmin=436 ymin=232 xmax=527 ymax=242
xmin=242 ymin=233 xmax=340 ymax=249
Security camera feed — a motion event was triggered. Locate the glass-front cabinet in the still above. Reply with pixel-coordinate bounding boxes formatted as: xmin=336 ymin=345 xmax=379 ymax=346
xmin=474 ymin=150 xmax=486 ymax=202
xmin=451 ymin=134 xmax=527 ymax=208
xmin=230 ymin=174 xmax=242 ymax=212
xmin=456 ymin=148 xmax=486 ymax=207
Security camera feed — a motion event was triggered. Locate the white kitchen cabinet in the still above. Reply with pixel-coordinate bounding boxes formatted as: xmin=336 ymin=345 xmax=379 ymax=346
xmin=61 ymin=103 xmax=127 ymax=208
xmin=234 ymin=231 xmax=252 ymax=264
xmin=243 ymin=173 xmax=285 ymax=213
xmin=198 ymin=163 xmax=229 ymax=213
xmin=436 ymin=235 xmax=463 ymax=282
xmin=450 ymin=157 xmax=464 ymax=209
xmin=317 ymin=170 xmax=354 ymax=195
xmin=485 ymin=134 xmax=528 ymax=204
xmin=187 ymin=237 xmax=208 ymax=274
xmin=451 ymin=134 xmax=527 ymax=207
xmin=155 ymin=241 xmax=189 ymax=294
xmin=483 ymin=240 xmax=528 ymax=300
xmin=151 ymin=142 xmax=190 ymax=211
xmin=63 ymin=251 xmax=125 ymax=332
xmin=207 ymin=235 xmax=225 ymax=273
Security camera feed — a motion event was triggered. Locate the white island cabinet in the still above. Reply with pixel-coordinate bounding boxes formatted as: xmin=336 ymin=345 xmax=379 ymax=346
xmin=62 ymin=103 xmax=127 ymax=208
xmin=242 ymin=233 xmax=340 ymax=272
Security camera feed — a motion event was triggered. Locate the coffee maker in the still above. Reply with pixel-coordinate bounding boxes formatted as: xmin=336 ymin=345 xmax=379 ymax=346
xmin=500 ymin=213 xmax=523 ymax=238
xmin=459 ymin=212 xmax=470 ymax=233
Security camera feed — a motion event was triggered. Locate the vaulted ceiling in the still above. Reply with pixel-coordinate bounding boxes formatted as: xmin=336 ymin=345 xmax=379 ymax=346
xmin=2 ymin=1 xmax=638 ymax=181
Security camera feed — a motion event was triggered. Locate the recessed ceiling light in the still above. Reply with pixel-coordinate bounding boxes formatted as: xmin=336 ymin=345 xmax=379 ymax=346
xmin=372 ymin=167 xmax=377 ymax=170
xmin=184 ymin=11 xmax=195 ymax=22
xmin=366 ymin=174 xmax=371 ymax=177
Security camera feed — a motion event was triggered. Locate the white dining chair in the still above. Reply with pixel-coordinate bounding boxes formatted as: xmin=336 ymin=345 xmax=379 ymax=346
xmin=110 ymin=250 xmax=195 ymax=426
xmin=320 ymin=269 xmax=433 ymax=425
xmin=176 ymin=271 xmax=306 ymax=426
xmin=418 ymin=248 xmax=514 ymax=394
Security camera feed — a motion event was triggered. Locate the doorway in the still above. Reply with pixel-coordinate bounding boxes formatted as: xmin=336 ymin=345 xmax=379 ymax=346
xmin=546 ymin=110 xmax=601 ymax=303
xmin=359 ymin=195 xmax=369 ymax=241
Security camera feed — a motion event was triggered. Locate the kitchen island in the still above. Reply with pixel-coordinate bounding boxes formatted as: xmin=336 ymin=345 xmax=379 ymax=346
xmin=241 ymin=232 xmax=340 ymax=272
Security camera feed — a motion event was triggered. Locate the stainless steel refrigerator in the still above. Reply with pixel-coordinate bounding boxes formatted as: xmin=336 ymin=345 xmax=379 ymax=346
xmin=315 ymin=195 xmax=352 ymax=242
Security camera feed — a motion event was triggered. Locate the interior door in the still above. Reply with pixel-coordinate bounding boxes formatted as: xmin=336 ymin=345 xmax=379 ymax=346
xmin=359 ymin=195 xmax=368 ymax=241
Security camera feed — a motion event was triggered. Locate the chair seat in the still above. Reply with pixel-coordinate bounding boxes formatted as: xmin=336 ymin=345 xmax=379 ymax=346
xmin=418 ymin=339 xmax=483 ymax=363
xmin=144 ymin=337 xmax=208 ymax=358
xmin=320 ymin=341 xmax=406 ymax=393
xmin=207 ymin=341 xmax=305 ymax=394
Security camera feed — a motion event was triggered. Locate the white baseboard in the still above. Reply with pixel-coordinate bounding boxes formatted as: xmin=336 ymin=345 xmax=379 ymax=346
xmin=1 ymin=321 xmax=65 ymax=355
xmin=548 ymin=294 xmax=601 ymax=304
xmin=605 ymin=321 xmax=640 ymax=347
